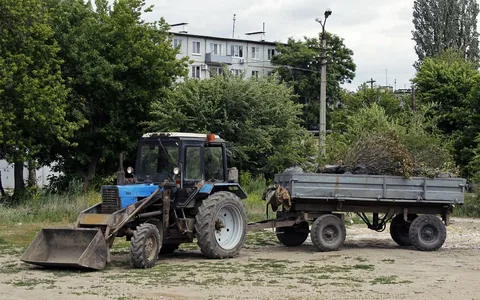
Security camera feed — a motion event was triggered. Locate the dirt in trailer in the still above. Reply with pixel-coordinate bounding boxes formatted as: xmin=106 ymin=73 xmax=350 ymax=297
xmin=0 ymin=217 xmax=479 ymax=300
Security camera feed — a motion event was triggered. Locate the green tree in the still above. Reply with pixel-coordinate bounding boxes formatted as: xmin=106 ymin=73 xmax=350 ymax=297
xmin=412 ymin=0 xmax=480 ymax=67
xmin=46 ymin=0 xmax=188 ymax=191
xmin=413 ymin=49 xmax=480 ymax=176
xmin=147 ymin=70 xmax=317 ymax=177
xmin=271 ymin=33 xmax=356 ymax=130
xmin=331 ymin=85 xmax=405 ymax=132
xmin=0 ymin=0 xmax=79 ymax=194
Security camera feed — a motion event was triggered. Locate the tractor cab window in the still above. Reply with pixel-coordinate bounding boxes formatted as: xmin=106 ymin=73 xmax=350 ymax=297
xmin=138 ymin=142 xmax=178 ymax=182
xmin=205 ymin=147 xmax=224 ymax=181
xmin=185 ymin=146 xmax=202 ymax=180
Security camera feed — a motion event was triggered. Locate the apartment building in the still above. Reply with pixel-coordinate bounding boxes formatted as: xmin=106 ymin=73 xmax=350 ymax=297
xmin=171 ymin=32 xmax=279 ymax=80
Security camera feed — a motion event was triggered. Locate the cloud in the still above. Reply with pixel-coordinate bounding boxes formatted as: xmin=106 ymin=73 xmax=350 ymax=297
xmin=146 ymin=0 xmax=418 ymax=90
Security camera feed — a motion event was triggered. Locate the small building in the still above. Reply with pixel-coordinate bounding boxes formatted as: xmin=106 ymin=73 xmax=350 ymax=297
xmin=0 ymin=160 xmax=60 ymax=189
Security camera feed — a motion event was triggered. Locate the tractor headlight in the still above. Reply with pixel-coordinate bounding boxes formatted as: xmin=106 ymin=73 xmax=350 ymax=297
xmin=173 ymin=167 xmax=180 ymax=175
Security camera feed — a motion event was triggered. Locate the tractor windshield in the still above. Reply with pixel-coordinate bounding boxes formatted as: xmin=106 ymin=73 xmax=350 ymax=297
xmin=137 ymin=141 xmax=179 ymax=183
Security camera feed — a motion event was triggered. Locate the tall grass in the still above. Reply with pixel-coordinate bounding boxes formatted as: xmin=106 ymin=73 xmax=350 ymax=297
xmin=453 ymin=193 xmax=480 ymax=218
xmin=0 ymin=190 xmax=99 ymax=224
xmin=240 ymin=172 xmax=269 ymax=222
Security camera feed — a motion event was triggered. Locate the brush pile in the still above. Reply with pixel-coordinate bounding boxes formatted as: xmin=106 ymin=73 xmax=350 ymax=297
xmin=318 ymin=131 xmax=456 ymax=178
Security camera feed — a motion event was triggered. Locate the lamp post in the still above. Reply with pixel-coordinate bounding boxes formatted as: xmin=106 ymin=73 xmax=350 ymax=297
xmin=315 ymin=9 xmax=332 ymax=158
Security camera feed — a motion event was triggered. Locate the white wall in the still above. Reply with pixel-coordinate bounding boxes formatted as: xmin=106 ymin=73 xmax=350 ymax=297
xmin=0 ymin=160 xmax=61 ymax=189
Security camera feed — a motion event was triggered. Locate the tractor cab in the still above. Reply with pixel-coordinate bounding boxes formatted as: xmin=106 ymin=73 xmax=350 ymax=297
xmin=133 ymin=132 xmax=230 ymax=187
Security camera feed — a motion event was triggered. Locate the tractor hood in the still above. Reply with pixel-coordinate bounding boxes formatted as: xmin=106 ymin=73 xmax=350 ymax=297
xmin=116 ymin=184 xmax=160 ymax=208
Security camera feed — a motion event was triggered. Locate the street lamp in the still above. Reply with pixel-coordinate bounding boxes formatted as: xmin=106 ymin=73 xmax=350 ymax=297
xmin=315 ymin=9 xmax=332 ymax=158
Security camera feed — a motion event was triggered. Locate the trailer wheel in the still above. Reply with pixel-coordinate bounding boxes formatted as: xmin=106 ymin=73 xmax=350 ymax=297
xmin=130 ymin=223 xmax=162 ymax=268
xmin=311 ymin=214 xmax=346 ymax=252
xmin=390 ymin=214 xmax=418 ymax=246
xmin=409 ymin=214 xmax=446 ymax=251
xmin=276 ymin=221 xmax=310 ymax=247
xmin=195 ymin=191 xmax=247 ymax=259
xmin=159 ymin=243 xmax=180 ymax=254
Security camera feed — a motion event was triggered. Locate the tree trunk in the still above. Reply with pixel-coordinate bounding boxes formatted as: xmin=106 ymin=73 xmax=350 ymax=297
xmin=82 ymin=155 xmax=99 ymax=193
xmin=14 ymin=161 xmax=25 ymax=194
xmin=27 ymin=160 xmax=37 ymax=188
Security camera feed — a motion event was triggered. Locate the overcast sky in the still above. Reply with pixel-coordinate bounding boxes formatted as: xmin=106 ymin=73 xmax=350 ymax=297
xmin=145 ymin=0 xmax=418 ymax=91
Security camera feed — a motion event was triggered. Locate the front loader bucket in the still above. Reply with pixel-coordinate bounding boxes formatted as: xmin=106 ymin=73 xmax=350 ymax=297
xmin=20 ymin=228 xmax=108 ymax=270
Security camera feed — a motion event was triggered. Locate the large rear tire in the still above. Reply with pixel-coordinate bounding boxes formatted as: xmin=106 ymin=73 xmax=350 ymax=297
xmin=390 ymin=214 xmax=418 ymax=246
xmin=130 ymin=223 xmax=162 ymax=268
xmin=409 ymin=214 xmax=446 ymax=251
xmin=195 ymin=191 xmax=247 ymax=259
xmin=311 ymin=214 xmax=346 ymax=252
xmin=276 ymin=221 xmax=310 ymax=247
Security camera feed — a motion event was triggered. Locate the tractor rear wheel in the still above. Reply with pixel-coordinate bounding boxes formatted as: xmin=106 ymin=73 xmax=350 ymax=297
xmin=276 ymin=221 xmax=310 ymax=247
xmin=130 ymin=223 xmax=162 ymax=268
xmin=195 ymin=191 xmax=247 ymax=259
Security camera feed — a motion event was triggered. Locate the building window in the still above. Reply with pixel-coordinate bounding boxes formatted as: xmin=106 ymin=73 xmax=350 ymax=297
xmin=210 ymin=43 xmax=223 ymax=55
xmin=173 ymin=38 xmax=183 ymax=52
xmin=268 ymin=48 xmax=276 ymax=60
xmin=251 ymin=46 xmax=260 ymax=60
xmin=231 ymin=45 xmax=243 ymax=58
xmin=192 ymin=66 xmax=201 ymax=78
xmin=192 ymin=41 xmax=201 ymax=54
xmin=231 ymin=69 xmax=242 ymax=77
xmin=251 ymin=70 xmax=259 ymax=78
xmin=210 ymin=67 xmax=223 ymax=76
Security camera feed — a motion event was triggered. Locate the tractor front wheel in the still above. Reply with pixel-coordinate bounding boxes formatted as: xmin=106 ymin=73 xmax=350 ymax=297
xmin=195 ymin=192 xmax=247 ymax=259
xmin=130 ymin=223 xmax=162 ymax=268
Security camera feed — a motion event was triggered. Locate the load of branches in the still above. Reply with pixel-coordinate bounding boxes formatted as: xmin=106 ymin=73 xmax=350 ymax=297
xmin=318 ymin=130 xmax=456 ymax=178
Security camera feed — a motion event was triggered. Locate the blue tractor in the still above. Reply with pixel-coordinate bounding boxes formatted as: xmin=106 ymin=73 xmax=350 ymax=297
xmin=21 ymin=132 xmax=248 ymax=270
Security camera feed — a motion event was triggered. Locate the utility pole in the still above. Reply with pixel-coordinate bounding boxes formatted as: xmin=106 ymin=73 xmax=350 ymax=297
xmin=366 ymin=78 xmax=376 ymax=89
xmin=315 ymin=9 xmax=332 ymax=158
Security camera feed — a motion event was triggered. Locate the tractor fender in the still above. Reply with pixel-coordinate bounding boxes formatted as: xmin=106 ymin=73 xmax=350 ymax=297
xmin=198 ymin=183 xmax=247 ymax=200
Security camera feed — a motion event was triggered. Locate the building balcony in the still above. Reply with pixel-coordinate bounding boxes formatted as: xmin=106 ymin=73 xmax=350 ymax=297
xmin=205 ymin=53 xmax=232 ymax=65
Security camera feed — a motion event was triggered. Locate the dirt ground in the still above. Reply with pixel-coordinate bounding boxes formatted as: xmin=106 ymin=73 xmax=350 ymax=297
xmin=0 ymin=217 xmax=479 ymax=300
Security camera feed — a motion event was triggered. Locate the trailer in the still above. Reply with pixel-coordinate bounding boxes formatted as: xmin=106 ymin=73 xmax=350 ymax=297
xmin=252 ymin=172 xmax=466 ymax=251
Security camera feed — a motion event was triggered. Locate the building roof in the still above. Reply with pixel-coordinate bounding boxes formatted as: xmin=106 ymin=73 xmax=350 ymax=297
xmin=142 ymin=132 xmax=221 ymax=140
xmin=170 ymin=32 xmax=280 ymax=46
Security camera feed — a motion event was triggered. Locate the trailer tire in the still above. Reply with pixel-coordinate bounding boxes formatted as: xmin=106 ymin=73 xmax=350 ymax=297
xmin=130 ymin=223 xmax=162 ymax=268
xmin=390 ymin=214 xmax=418 ymax=246
xmin=311 ymin=214 xmax=346 ymax=252
xmin=276 ymin=221 xmax=310 ymax=247
xmin=409 ymin=214 xmax=446 ymax=251
xmin=159 ymin=243 xmax=180 ymax=254
xmin=195 ymin=191 xmax=247 ymax=259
